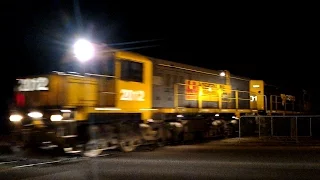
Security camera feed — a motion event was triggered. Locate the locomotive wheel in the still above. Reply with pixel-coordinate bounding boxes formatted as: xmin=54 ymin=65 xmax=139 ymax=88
xmin=83 ymin=125 xmax=104 ymax=157
xmin=83 ymin=139 xmax=104 ymax=157
xmin=156 ymin=137 xmax=166 ymax=147
xmin=118 ymin=123 xmax=141 ymax=153
xmin=119 ymin=138 xmax=137 ymax=152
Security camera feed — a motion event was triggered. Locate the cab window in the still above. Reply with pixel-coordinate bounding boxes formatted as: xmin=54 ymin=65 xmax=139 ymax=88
xmin=87 ymin=58 xmax=115 ymax=76
xmin=62 ymin=53 xmax=115 ymax=76
xmin=120 ymin=59 xmax=143 ymax=82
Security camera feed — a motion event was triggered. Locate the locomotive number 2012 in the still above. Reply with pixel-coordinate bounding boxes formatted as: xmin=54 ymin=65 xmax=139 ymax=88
xmin=120 ymin=89 xmax=145 ymax=101
xmin=18 ymin=77 xmax=49 ymax=91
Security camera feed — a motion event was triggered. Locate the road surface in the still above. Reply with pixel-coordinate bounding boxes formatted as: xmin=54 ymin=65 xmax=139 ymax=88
xmin=1 ymin=140 xmax=320 ymax=180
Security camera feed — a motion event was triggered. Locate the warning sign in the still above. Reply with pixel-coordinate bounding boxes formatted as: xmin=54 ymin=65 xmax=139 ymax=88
xmin=185 ymin=80 xmax=199 ymax=100
xmin=184 ymin=80 xmax=231 ymax=101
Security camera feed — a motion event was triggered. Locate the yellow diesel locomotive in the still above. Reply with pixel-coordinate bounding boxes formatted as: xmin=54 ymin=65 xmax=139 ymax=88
xmin=9 ymin=45 xmax=309 ymax=156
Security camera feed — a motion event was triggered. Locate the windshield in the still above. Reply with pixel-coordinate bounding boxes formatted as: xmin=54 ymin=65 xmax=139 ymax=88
xmin=61 ymin=53 xmax=115 ymax=76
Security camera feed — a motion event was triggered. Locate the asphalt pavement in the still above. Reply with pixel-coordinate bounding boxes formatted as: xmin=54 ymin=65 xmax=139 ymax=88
xmin=1 ymin=138 xmax=320 ymax=180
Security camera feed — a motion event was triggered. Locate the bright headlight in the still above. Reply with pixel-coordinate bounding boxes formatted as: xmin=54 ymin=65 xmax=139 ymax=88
xmin=50 ymin=114 xmax=63 ymax=121
xmin=28 ymin=111 xmax=43 ymax=118
xmin=9 ymin=114 xmax=23 ymax=122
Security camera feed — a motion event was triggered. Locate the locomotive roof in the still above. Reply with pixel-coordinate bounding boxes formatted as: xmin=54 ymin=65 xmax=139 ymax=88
xmin=148 ymin=57 xmax=250 ymax=82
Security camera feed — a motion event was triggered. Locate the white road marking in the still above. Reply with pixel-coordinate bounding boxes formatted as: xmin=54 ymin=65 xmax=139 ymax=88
xmin=12 ymin=160 xmax=64 ymax=169
xmin=0 ymin=153 xmax=111 ymax=170
xmin=0 ymin=161 xmax=18 ymax=165
xmin=11 ymin=157 xmax=82 ymax=169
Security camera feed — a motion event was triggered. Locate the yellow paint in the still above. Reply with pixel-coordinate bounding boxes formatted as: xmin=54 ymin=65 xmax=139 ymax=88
xmin=225 ymin=70 xmax=231 ymax=86
xmin=18 ymin=74 xmax=64 ymax=107
xmin=249 ymin=80 xmax=264 ymax=110
xmin=66 ymin=76 xmax=98 ymax=107
xmin=281 ymin=94 xmax=295 ymax=102
xmin=114 ymin=51 xmax=152 ymax=120
xmin=16 ymin=49 xmax=306 ymax=123
xmin=32 ymin=119 xmax=45 ymax=128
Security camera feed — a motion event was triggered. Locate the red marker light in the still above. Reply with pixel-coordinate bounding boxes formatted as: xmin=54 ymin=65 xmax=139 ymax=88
xmin=15 ymin=93 xmax=25 ymax=107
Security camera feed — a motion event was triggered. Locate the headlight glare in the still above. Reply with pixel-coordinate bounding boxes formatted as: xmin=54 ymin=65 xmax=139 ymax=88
xmin=28 ymin=111 xmax=43 ymax=118
xmin=50 ymin=114 xmax=63 ymax=121
xmin=9 ymin=114 xmax=23 ymax=122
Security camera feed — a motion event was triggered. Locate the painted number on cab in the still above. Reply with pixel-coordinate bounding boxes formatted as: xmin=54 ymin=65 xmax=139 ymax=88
xmin=120 ymin=89 xmax=145 ymax=101
xmin=250 ymin=95 xmax=257 ymax=102
xmin=18 ymin=77 xmax=49 ymax=91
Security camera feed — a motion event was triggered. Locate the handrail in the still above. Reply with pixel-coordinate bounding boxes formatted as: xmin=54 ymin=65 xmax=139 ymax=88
xmin=174 ymin=83 xmax=299 ymax=113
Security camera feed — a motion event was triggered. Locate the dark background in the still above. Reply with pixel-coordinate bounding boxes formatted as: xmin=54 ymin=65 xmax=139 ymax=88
xmin=0 ymin=1 xmax=318 ymax=133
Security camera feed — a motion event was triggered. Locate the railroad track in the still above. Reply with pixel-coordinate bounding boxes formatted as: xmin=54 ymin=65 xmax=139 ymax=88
xmin=0 ymin=142 xmax=163 ymax=172
xmin=0 ymin=152 xmax=113 ymax=172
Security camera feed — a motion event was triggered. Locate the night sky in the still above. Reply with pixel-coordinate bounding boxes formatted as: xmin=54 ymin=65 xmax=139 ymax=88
xmin=1 ymin=1 xmax=318 ymax=132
